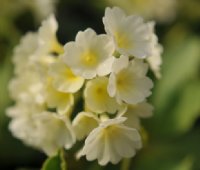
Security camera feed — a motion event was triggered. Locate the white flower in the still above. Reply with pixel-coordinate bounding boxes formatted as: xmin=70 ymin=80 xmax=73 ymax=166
xmin=12 ymin=32 xmax=39 ymax=75
xmin=6 ymin=101 xmax=45 ymax=118
xmin=108 ymin=55 xmax=153 ymax=104
xmin=8 ymin=71 xmax=45 ymax=105
xmin=9 ymin=112 xmax=75 ymax=156
xmin=24 ymin=16 xmax=63 ymax=81
xmin=84 ymin=77 xmax=121 ymax=114
xmin=103 ymin=7 xmax=152 ymax=58
xmin=12 ymin=15 xmax=62 ymax=78
xmin=122 ymin=102 xmax=153 ymax=129
xmin=12 ymin=15 xmax=62 ymax=80
xmin=45 ymin=79 xmax=74 ymax=115
xmin=63 ymin=28 xmax=115 ymax=79
xmin=30 ymin=15 xmax=63 ymax=76
xmin=33 ymin=54 xmax=56 ymax=81
xmin=72 ymin=112 xmax=99 ymax=140
xmin=49 ymin=59 xmax=84 ymax=93
xmin=79 ymin=117 xmax=142 ymax=165
xmin=146 ymin=22 xmax=163 ymax=78
xmin=147 ymin=47 xmax=162 ymax=78
xmin=38 ymin=14 xmax=63 ymax=54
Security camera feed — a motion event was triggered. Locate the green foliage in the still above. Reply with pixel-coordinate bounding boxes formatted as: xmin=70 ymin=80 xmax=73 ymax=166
xmin=0 ymin=57 xmax=12 ymax=129
xmin=135 ymin=33 xmax=200 ymax=170
xmin=172 ymin=80 xmax=200 ymax=134
xmin=149 ymin=36 xmax=200 ymax=136
xmin=42 ymin=150 xmax=67 ymax=170
xmin=135 ymin=126 xmax=200 ymax=170
xmin=153 ymin=36 xmax=200 ymax=114
xmin=172 ymin=156 xmax=193 ymax=170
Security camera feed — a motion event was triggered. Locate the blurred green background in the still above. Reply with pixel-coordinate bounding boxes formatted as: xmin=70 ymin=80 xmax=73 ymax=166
xmin=0 ymin=0 xmax=200 ymax=170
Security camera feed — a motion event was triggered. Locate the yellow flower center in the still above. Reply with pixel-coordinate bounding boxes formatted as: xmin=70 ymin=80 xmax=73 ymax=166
xmin=96 ymin=87 xmax=103 ymax=94
xmin=81 ymin=51 xmax=98 ymax=67
xmin=95 ymin=86 xmax=108 ymax=101
xmin=51 ymin=39 xmax=64 ymax=54
xmin=116 ymin=70 xmax=132 ymax=91
xmin=114 ymin=31 xmax=131 ymax=49
xmin=116 ymin=76 xmax=125 ymax=90
xmin=104 ymin=125 xmax=120 ymax=137
xmin=65 ymin=68 xmax=79 ymax=81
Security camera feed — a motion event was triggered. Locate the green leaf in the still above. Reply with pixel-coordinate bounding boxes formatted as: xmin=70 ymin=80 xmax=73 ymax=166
xmin=172 ymin=156 xmax=193 ymax=170
xmin=147 ymin=36 xmax=200 ymax=136
xmin=153 ymin=36 xmax=200 ymax=114
xmin=42 ymin=150 xmax=67 ymax=170
xmin=171 ymin=80 xmax=200 ymax=134
xmin=0 ymin=57 xmax=12 ymax=130
xmin=135 ymin=126 xmax=200 ymax=170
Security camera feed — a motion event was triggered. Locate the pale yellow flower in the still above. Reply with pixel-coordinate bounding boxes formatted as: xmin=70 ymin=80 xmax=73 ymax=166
xmin=6 ymin=101 xmax=45 ymax=118
xmin=38 ymin=14 xmax=63 ymax=54
xmin=8 ymin=71 xmax=45 ymax=105
xmin=26 ymin=16 xmax=63 ymax=80
xmin=146 ymin=22 xmax=163 ymax=78
xmin=72 ymin=112 xmax=99 ymax=140
xmin=12 ymin=15 xmax=62 ymax=80
xmin=9 ymin=112 xmax=75 ymax=156
xmin=49 ymin=59 xmax=84 ymax=93
xmin=103 ymin=7 xmax=153 ymax=58
xmin=63 ymin=28 xmax=115 ymax=79
xmin=45 ymin=79 xmax=74 ymax=115
xmin=12 ymin=32 xmax=39 ymax=75
xmin=79 ymin=117 xmax=142 ymax=165
xmin=84 ymin=77 xmax=120 ymax=114
xmin=122 ymin=102 xmax=153 ymax=129
xmin=108 ymin=55 xmax=153 ymax=104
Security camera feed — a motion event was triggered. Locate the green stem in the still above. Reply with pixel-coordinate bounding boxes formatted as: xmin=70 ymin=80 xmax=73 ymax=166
xmin=60 ymin=148 xmax=67 ymax=170
xmin=121 ymin=158 xmax=131 ymax=170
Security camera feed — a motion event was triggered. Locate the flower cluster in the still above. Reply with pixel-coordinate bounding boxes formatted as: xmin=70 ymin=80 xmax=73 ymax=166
xmin=7 ymin=7 xmax=162 ymax=166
